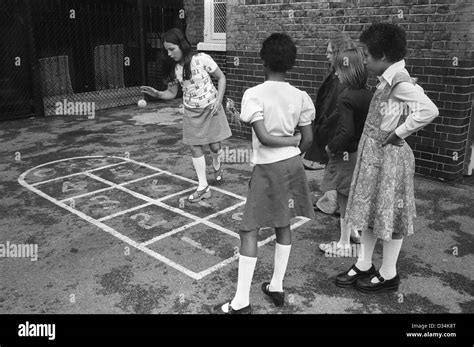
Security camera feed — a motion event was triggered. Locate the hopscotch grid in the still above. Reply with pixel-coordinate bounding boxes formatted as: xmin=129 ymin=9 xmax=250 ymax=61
xmin=83 ymin=168 xmax=247 ymax=276
xmin=31 ymin=161 xmax=128 ymax=186
xmin=126 ymin=157 xmax=247 ymax=201
xmin=59 ymin=172 xmax=165 ymax=203
xmin=195 ymin=217 xmax=310 ymax=279
xmin=85 ymin=172 xmax=245 ymax=242
xmin=138 ymin=195 xmax=247 ymax=246
xmin=97 ymin=187 xmax=196 ymax=222
xmin=140 ymin=220 xmax=202 ymax=246
xmin=18 ymin=177 xmax=201 ymax=279
xmin=98 ymin=202 xmax=152 ymax=222
xmin=19 ymin=156 xmax=310 ymax=280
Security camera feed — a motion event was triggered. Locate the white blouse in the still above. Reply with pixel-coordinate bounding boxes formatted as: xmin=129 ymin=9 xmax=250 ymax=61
xmin=377 ymin=60 xmax=439 ymax=139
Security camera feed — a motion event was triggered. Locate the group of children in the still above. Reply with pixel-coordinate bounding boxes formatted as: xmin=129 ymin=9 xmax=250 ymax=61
xmin=141 ymin=23 xmax=439 ymax=314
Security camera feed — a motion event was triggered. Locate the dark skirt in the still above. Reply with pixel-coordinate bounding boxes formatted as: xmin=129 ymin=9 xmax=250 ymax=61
xmin=304 ymin=139 xmax=328 ymax=164
xmin=321 ymin=151 xmax=358 ymax=196
xmin=241 ymin=155 xmax=315 ymax=231
xmin=183 ymin=104 xmax=232 ymax=146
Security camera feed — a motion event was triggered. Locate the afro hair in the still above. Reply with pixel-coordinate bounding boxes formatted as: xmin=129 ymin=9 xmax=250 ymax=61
xmin=359 ymin=23 xmax=407 ymax=62
xmin=260 ymin=33 xmax=297 ymax=72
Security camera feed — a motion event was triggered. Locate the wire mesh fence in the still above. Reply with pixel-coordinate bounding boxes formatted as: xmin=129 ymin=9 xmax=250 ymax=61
xmin=213 ymin=0 xmax=226 ymax=34
xmin=0 ymin=0 xmax=185 ymax=120
xmin=0 ymin=0 xmax=37 ymax=120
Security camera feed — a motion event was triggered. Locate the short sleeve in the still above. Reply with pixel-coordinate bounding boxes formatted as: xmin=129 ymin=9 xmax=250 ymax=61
xmin=240 ymin=89 xmax=264 ymax=124
xmin=298 ymin=91 xmax=316 ymax=127
xmin=197 ymin=53 xmax=219 ymax=74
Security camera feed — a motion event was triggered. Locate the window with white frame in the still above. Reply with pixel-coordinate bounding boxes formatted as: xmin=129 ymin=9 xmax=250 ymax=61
xmin=198 ymin=0 xmax=226 ymax=51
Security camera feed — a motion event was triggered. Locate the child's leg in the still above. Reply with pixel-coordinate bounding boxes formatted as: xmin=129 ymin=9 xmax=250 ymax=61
xmin=209 ymin=142 xmax=223 ymax=171
xmin=376 ymin=233 xmax=403 ymax=282
xmin=226 ymin=229 xmax=258 ymax=311
xmin=347 ymin=229 xmax=377 ymax=275
xmin=337 ymin=192 xmax=350 ymax=246
xmin=189 ymin=145 xmax=208 ymax=190
xmin=268 ymin=225 xmax=292 ymax=292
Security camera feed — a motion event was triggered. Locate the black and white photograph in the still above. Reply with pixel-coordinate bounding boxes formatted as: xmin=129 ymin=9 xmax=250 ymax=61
xmin=0 ymin=0 xmax=472 ymax=343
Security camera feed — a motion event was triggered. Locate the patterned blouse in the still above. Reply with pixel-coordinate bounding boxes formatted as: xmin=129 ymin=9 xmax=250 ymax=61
xmin=174 ymin=53 xmax=219 ymax=109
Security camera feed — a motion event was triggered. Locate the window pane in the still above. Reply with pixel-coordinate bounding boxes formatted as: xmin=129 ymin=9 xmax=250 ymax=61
xmin=213 ymin=0 xmax=226 ymax=33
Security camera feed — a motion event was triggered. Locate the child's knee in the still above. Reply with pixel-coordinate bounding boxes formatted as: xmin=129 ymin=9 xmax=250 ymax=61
xmin=239 ymin=229 xmax=258 ymax=241
xmin=275 ymin=226 xmax=291 ymax=244
xmin=209 ymin=142 xmax=221 ymax=153
xmin=190 ymin=145 xmax=203 ymax=157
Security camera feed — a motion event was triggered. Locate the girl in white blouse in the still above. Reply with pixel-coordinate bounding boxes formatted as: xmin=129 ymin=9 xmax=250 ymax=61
xmin=214 ymin=33 xmax=315 ymax=314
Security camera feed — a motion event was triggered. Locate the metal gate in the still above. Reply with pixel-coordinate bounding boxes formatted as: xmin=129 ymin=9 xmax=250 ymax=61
xmin=0 ymin=0 xmax=39 ymax=120
xmin=0 ymin=0 xmax=185 ymax=120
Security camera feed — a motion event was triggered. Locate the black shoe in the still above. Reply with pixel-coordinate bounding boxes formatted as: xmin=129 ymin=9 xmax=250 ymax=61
xmin=261 ymin=282 xmax=285 ymax=307
xmin=355 ymin=272 xmax=400 ymax=294
xmin=211 ymin=301 xmax=252 ymax=314
xmin=335 ymin=264 xmax=377 ymax=288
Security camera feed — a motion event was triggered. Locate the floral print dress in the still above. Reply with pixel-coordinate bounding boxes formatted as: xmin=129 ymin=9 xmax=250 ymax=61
xmin=345 ymin=72 xmax=417 ymax=241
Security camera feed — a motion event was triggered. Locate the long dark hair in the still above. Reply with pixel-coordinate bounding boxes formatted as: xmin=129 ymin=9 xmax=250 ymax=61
xmin=162 ymin=28 xmax=197 ymax=83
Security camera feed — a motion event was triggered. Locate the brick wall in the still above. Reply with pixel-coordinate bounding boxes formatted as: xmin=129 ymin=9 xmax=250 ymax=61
xmin=184 ymin=0 xmax=204 ymax=45
xmin=223 ymin=0 xmax=474 ymax=181
xmin=184 ymin=0 xmax=227 ymax=74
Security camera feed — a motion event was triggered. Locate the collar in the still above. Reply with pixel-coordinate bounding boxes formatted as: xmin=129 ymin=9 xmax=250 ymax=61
xmin=377 ymin=60 xmax=406 ymax=86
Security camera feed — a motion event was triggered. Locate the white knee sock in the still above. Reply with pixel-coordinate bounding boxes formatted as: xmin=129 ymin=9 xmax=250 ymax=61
xmin=210 ymin=149 xmax=223 ymax=171
xmin=191 ymin=156 xmax=208 ymax=190
xmin=229 ymin=255 xmax=257 ymax=310
xmin=337 ymin=217 xmax=351 ymax=246
xmin=349 ymin=230 xmax=377 ymax=275
xmin=379 ymin=239 xmax=403 ymax=281
xmin=269 ymin=243 xmax=292 ymax=292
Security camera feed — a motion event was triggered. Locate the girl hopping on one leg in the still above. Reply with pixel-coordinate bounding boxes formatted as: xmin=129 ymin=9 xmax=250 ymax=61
xmin=214 ymin=33 xmax=315 ymax=314
xmin=141 ymin=28 xmax=231 ymax=202
xmin=318 ymin=47 xmax=373 ymax=257
xmin=336 ymin=23 xmax=439 ymax=293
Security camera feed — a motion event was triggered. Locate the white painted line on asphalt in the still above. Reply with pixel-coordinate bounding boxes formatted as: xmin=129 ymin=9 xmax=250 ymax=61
xmin=32 ymin=161 xmax=127 ymax=186
xmin=127 ymin=157 xmax=247 ymax=201
xmin=59 ymin=172 xmax=165 ymax=203
xmin=141 ymin=220 xmax=201 ymax=246
xmin=256 ymin=217 xmax=310 ymax=247
xmin=59 ymin=186 xmax=116 ymax=203
xmin=196 ymin=254 xmax=239 ymax=279
xmin=98 ymin=202 xmax=152 ymax=222
xmin=199 ymin=220 xmax=241 ymax=239
xmin=202 ymin=200 xmax=246 ymax=221
xmin=19 ymin=171 xmax=201 ymax=280
xmin=19 ymin=156 xmax=311 ymax=280
xmin=97 ymin=186 xmax=196 ymax=221
xmin=117 ymin=171 xmax=165 ymax=185
xmin=156 ymin=187 xmax=196 ymax=202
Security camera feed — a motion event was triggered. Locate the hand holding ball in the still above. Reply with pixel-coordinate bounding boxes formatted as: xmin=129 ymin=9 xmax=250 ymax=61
xmin=138 ymin=99 xmax=147 ymax=108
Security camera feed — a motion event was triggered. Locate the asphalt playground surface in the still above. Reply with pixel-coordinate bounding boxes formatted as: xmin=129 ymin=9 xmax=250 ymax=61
xmin=1 ymin=99 xmax=473 ymax=314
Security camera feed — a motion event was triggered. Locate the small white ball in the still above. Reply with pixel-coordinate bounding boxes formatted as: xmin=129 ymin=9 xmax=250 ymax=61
xmin=138 ymin=99 xmax=147 ymax=108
